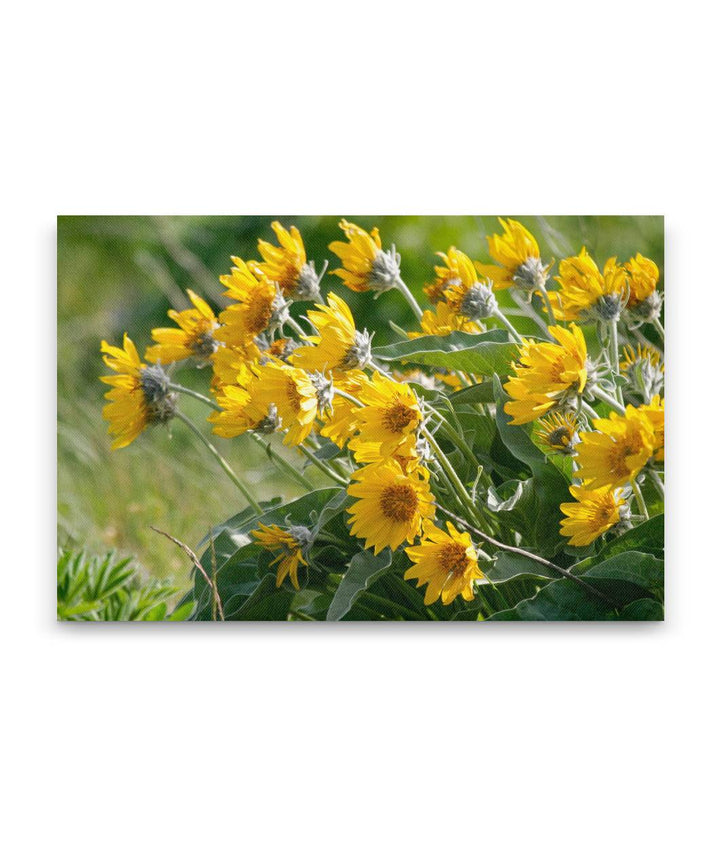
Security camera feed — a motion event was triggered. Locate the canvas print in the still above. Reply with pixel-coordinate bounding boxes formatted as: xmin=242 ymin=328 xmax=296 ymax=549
xmin=57 ymin=216 xmax=664 ymax=621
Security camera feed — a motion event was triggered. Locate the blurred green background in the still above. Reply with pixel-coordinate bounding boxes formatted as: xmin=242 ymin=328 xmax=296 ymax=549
xmin=57 ymin=215 xmax=663 ymax=587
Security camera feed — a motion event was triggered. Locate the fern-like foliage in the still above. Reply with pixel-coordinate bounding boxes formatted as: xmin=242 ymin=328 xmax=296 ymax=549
xmin=57 ymin=550 xmax=194 ymax=621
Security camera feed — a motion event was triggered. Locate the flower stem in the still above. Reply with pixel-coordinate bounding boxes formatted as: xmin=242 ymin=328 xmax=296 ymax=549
xmin=631 ymin=478 xmax=650 ymax=521
xmin=168 ymin=383 xmax=221 ymax=411
xmin=590 ymin=385 xmax=626 ymax=415
xmin=298 ymin=444 xmax=349 ymax=486
xmin=652 ymin=317 xmax=665 ymax=340
xmin=537 ymin=283 xmax=556 ymax=327
xmin=608 ymin=318 xmax=624 ymax=405
xmin=648 ymin=468 xmax=665 ymax=499
xmin=511 ymin=291 xmax=550 ymax=337
xmin=176 ymin=411 xmax=263 ymax=515
xmin=284 ymin=315 xmax=307 ymax=340
xmin=492 ymin=307 xmax=523 ymax=344
xmin=395 ymin=276 xmax=424 ymax=322
xmin=248 ymin=432 xmax=315 ymax=491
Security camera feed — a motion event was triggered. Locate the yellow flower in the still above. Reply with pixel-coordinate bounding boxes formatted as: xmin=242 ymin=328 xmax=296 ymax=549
xmin=404 ymin=521 xmax=484 ymax=605
xmin=210 ymin=342 xmax=261 ymax=390
xmin=100 ymin=334 xmax=176 ymax=449
xmin=329 ymin=219 xmax=401 ymax=293
xmin=639 ymin=395 xmax=664 ymax=462
xmin=626 ymin=253 xmax=659 ymax=308
xmin=348 ymin=372 xmax=422 ymax=459
xmin=218 ymin=257 xmax=286 ymax=345
xmin=145 ymin=290 xmax=219 ymax=365
xmin=504 ymin=323 xmax=589 ymax=425
xmin=475 ymin=218 xmax=549 ymax=291
xmin=251 ymin=221 xmax=322 ymax=301
xmin=319 ymin=369 xmax=365 ymax=448
xmin=408 ymin=301 xmax=483 ymax=338
xmin=430 ymin=247 xmax=497 ymax=321
xmin=536 ymin=411 xmax=580 ymax=455
xmin=575 ymin=406 xmax=655 ymax=489
xmin=251 ymin=523 xmax=310 ymax=590
xmin=550 ymin=249 xmax=628 ymax=321
xmin=248 ymin=361 xmax=322 ymax=446
xmin=620 ymin=344 xmax=664 ymax=402
xmin=292 ymin=292 xmax=371 ymax=374
xmin=208 ymin=369 xmax=272 ymax=439
xmin=347 ymin=460 xmax=435 ymax=555
xmin=559 ymin=485 xmax=626 ymax=546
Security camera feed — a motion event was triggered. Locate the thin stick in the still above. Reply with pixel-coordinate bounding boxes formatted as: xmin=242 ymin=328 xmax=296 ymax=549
xmin=176 ymin=411 xmax=263 ymax=514
xmin=168 ymin=383 xmax=221 ymax=411
xmin=284 ymin=315 xmax=307 ymax=340
xmin=435 ymin=504 xmax=621 ymax=608
xmin=511 ymin=291 xmax=550 ymax=337
xmin=492 ymin=307 xmax=523 ymax=344
xmin=648 ymin=468 xmax=665 ymax=499
xmin=652 ymin=317 xmax=665 ymax=340
xmin=151 ymin=526 xmax=224 ymax=621
xmin=591 ymin=385 xmax=626 ymax=415
xmin=632 ymin=478 xmax=650 ymax=521
xmin=248 ymin=432 xmax=315 ymax=490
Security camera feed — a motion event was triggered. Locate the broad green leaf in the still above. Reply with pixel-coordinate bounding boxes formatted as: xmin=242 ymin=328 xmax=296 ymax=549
xmin=486 ymin=551 xmax=562 ymax=582
xmin=326 ymin=548 xmax=393 ymax=621
xmin=449 ymin=380 xmax=496 ymax=404
xmin=617 ymin=599 xmax=664 ymax=621
xmin=373 ymin=329 xmax=518 ymax=377
xmin=580 ymin=551 xmax=664 ymax=600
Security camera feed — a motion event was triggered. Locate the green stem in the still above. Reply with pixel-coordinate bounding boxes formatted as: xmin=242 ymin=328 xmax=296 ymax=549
xmin=537 ymin=283 xmax=556 ymax=327
xmin=422 ymin=427 xmax=485 ymax=530
xmin=590 ymin=385 xmax=626 ymax=415
xmin=395 ymin=276 xmax=424 ymax=322
xmin=511 ymin=291 xmax=550 ymax=337
xmin=298 ymin=444 xmax=349 ymax=486
xmin=581 ymin=400 xmax=601 ymax=421
xmin=248 ymin=432 xmax=314 ymax=490
xmin=631 ymin=478 xmax=650 ymax=521
xmin=168 ymin=383 xmax=221 ymax=411
xmin=284 ymin=315 xmax=307 ymax=340
xmin=492 ymin=307 xmax=523 ymax=344
xmin=647 ymin=468 xmax=665 ymax=499
xmin=652 ymin=317 xmax=665 ymax=340
xmin=608 ymin=319 xmax=624 ymax=405
xmin=176 ymin=411 xmax=263 ymax=515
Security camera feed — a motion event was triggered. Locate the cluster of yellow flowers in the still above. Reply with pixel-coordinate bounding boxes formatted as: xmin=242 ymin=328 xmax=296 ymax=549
xmin=100 ymin=217 xmax=664 ymax=610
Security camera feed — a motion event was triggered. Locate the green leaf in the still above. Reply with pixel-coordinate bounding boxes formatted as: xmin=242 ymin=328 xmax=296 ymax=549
xmin=492 ymin=375 xmax=545 ymax=469
xmin=326 ymin=548 xmax=393 ymax=621
xmin=449 ymin=380 xmax=496 ymax=404
xmin=580 ymin=551 xmax=664 ymax=600
xmin=486 ymin=551 xmax=562 ymax=582
xmin=373 ymin=329 xmax=519 ymax=377
xmin=617 ymin=599 xmax=664 ymax=620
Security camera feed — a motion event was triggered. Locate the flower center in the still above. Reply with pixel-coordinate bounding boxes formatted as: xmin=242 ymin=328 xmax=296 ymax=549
xmin=438 ymin=542 xmax=469 ymax=577
xmin=286 ymin=377 xmax=303 ymax=413
xmin=382 ymin=400 xmax=417 ymax=434
xmin=379 ymin=484 xmax=418 ymax=522
xmin=247 ymin=291 xmax=274 ymax=335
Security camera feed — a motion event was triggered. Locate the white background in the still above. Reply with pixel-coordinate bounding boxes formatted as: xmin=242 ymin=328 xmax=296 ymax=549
xmin=2 ymin=1 xmax=717 ymax=854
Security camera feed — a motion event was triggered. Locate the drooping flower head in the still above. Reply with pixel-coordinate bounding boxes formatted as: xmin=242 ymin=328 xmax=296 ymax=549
xmin=218 ymin=257 xmax=288 ymax=346
xmin=625 ymin=253 xmax=662 ymax=321
xmin=347 ymin=460 xmax=435 ymax=555
xmin=251 ymin=523 xmax=313 ymax=590
xmin=475 ymin=218 xmax=550 ymax=292
xmin=251 ymin=221 xmax=323 ymax=302
xmin=409 ymin=300 xmax=484 ymax=339
xmin=247 ymin=361 xmax=327 ymax=447
xmin=575 ymin=406 xmax=655 ymax=489
xmin=145 ymin=290 xmax=219 ymax=365
xmin=404 ymin=521 xmax=484 ymax=605
xmin=209 ymin=342 xmax=261 ymax=390
xmin=550 ymin=249 xmax=629 ymax=322
xmin=100 ymin=334 xmax=177 ymax=449
xmin=433 ymin=247 xmax=498 ymax=321
xmin=209 ymin=364 xmax=278 ymax=439
xmin=348 ymin=372 xmax=422 ymax=459
xmin=621 ymin=344 xmax=664 ymax=403
xmin=292 ymin=292 xmax=372 ymax=374
xmin=329 ymin=219 xmax=401 ymax=293
xmin=536 ymin=411 xmax=580 ymax=456
xmin=504 ymin=323 xmax=589 ymax=425
xmin=559 ymin=485 xmax=629 ymax=546
xmin=319 ymin=369 xmax=366 ymax=448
